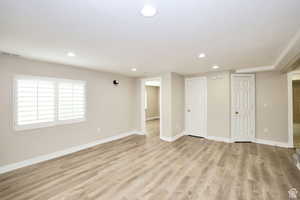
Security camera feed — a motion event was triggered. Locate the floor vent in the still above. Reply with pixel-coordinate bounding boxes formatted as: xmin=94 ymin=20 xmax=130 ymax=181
xmin=234 ymin=141 xmax=252 ymax=143
xmin=188 ymin=135 xmax=204 ymax=139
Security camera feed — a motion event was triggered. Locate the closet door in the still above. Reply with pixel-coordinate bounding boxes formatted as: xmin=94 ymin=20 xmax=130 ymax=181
xmin=185 ymin=77 xmax=207 ymax=137
xmin=231 ymin=74 xmax=255 ymax=141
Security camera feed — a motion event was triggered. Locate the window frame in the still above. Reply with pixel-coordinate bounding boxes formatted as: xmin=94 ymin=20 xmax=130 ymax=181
xmin=56 ymin=78 xmax=87 ymax=125
xmin=13 ymin=75 xmax=87 ymax=131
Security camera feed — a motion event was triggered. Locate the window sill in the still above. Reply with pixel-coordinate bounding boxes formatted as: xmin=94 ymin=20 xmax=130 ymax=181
xmin=14 ymin=118 xmax=86 ymax=131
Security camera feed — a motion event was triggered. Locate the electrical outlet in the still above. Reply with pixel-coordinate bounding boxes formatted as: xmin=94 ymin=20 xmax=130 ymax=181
xmin=97 ymin=128 xmax=101 ymax=133
xmin=263 ymin=128 xmax=269 ymax=134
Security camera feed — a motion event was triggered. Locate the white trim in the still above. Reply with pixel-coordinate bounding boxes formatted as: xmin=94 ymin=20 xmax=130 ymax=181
xmin=145 ymin=81 xmax=160 ymax=87
xmin=206 ymin=136 xmax=233 ymax=143
xmin=13 ymin=75 xmax=87 ymax=131
xmin=287 ymin=71 xmax=300 ymax=148
xmin=146 ymin=116 xmax=160 ymax=121
xmin=255 ymin=138 xmax=292 ymax=148
xmin=0 ymin=131 xmax=137 ymax=174
xmin=183 ymin=131 xmax=292 ymax=148
xmin=231 ymin=74 xmax=256 ymax=142
xmin=160 ymin=132 xmax=184 ymax=142
xmin=288 ymin=72 xmax=294 ymax=147
xmin=235 ymin=66 xmax=275 ymax=73
xmin=136 ymin=131 xmax=146 ymax=135
xmin=184 ymin=130 xmax=232 ymax=143
xmin=140 ymin=77 xmax=163 ymax=140
xmin=140 ymin=80 xmax=146 ymax=134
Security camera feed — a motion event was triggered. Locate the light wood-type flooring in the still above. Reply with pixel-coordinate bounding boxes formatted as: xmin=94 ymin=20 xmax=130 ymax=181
xmin=293 ymin=123 xmax=300 ymax=148
xmin=0 ymin=119 xmax=300 ymax=200
xmin=294 ymin=135 xmax=300 ymax=148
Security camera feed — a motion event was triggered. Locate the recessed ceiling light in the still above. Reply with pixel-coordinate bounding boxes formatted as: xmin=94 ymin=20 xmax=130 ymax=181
xmin=141 ymin=5 xmax=157 ymax=17
xmin=131 ymin=68 xmax=137 ymax=72
xmin=212 ymin=65 xmax=220 ymax=69
xmin=198 ymin=53 xmax=206 ymax=58
xmin=67 ymin=52 xmax=75 ymax=57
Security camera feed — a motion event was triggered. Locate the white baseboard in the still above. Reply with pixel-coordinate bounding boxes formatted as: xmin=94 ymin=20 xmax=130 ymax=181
xmin=206 ymin=136 xmax=232 ymax=143
xmin=160 ymin=132 xmax=184 ymax=142
xmin=0 ymin=131 xmax=137 ymax=174
xmin=254 ymin=138 xmax=292 ymax=148
xmin=1 ymin=131 xmax=292 ymax=174
xmin=183 ymin=130 xmax=292 ymax=148
xmin=136 ymin=131 xmax=146 ymax=135
xmin=146 ymin=116 xmax=160 ymax=121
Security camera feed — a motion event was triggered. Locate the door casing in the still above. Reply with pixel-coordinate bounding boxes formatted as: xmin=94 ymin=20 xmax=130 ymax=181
xmin=185 ymin=77 xmax=207 ymax=137
xmin=140 ymin=77 xmax=162 ymax=139
xmin=231 ymin=74 xmax=256 ymax=142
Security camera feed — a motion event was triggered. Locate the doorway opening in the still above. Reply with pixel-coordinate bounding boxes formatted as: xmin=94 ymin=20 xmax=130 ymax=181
xmin=289 ymin=72 xmax=300 ymax=148
xmin=287 ymin=71 xmax=300 ymax=148
xmin=293 ymin=79 xmax=300 ymax=148
xmin=140 ymin=77 xmax=162 ymax=139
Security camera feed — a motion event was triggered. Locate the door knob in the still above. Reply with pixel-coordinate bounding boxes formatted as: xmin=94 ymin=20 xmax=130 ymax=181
xmin=235 ymin=111 xmax=239 ymax=114
xmin=187 ymin=109 xmax=191 ymax=112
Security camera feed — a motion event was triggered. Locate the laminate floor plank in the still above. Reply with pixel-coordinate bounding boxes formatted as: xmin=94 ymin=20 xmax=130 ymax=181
xmin=0 ymin=120 xmax=299 ymax=200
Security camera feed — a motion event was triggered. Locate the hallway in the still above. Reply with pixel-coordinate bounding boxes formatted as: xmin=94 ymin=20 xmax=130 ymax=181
xmin=294 ymin=123 xmax=300 ymax=148
xmin=146 ymin=119 xmax=160 ymax=138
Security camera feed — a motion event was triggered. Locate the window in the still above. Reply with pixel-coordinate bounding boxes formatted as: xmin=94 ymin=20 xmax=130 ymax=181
xmin=15 ymin=78 xmax=56 ymax=128
xmin=58 ymin=81 xmax=86 ymax=121
xmin=14 ymin=76 xmax=86 ymax=130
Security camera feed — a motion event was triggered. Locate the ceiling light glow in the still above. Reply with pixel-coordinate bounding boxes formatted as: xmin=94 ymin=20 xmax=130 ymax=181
xmin=131 ymin=68 xmax=137 ymax=72
xmin=212 ymin=65 xmax=220 ymax=69
xmin=198 ymin=53 xmax=206 ymax=58
xmin=67 ymin=52 xmax=75 ymax=57
xmin=141 ymin=5 xmax=157 ymax=17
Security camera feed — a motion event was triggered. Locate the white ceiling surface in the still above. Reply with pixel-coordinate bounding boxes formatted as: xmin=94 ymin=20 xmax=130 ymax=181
xmin=0 ymin=0 xmax=300 ymax=77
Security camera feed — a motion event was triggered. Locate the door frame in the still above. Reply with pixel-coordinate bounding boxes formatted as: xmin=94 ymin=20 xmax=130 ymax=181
xmin=287 ymin=71 xmax=300 ymax=148
xmin=140 ymin=77 xmax=162 ymax=139
xmin=230 ymin=73 xmax=256 ymax=142
xmin=184 ymin=77 xmax=207 ymax=137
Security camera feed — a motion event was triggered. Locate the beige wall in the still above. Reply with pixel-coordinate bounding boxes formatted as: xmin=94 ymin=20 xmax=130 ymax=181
xmin=0 ymin=54 xmax=290 ymax=167
xmin=145 ymin=86 xmax=160 ymax=119
xmin=159 ymin=72 xmax=185 ymax=138
xmin=206 ymin=71 xmax=231 ymax=138
xmin=256 ymin=71 xmax=288 ymax=142
xmin=186 ymin=71 xmax=231 ymax=138
xmin=161 ymin=73 xmax=172 ymax=138
xmin=171 ymin=73 xmax=185 ymax=137
xmin=0 ymin=55 xmax=139 ymax=166
xmin=187 ymin=70 xmax=289 ymax=143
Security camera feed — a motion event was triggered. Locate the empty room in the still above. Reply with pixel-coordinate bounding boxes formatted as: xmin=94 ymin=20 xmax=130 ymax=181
xmin=1 ymin=1 xmax=300 ymax=200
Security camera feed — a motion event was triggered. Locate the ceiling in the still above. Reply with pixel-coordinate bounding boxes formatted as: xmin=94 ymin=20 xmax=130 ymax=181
xmin=0 ymin=0 xmax=300 ymax=77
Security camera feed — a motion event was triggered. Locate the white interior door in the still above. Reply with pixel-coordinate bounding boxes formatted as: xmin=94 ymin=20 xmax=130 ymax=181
xmin=185 ymin=77 xmax=207 ymax=137
xmin=231 ymin=74 xmax=255 ymax=141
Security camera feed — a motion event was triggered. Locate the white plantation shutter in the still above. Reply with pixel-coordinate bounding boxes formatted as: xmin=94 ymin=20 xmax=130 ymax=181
xmin=14 ymin=76 xmax=86 ymax=131
xmin=15 ymin=78 xmax=55 ymax=129
xmin=58 ymin=81 xmax=85 ymax=121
